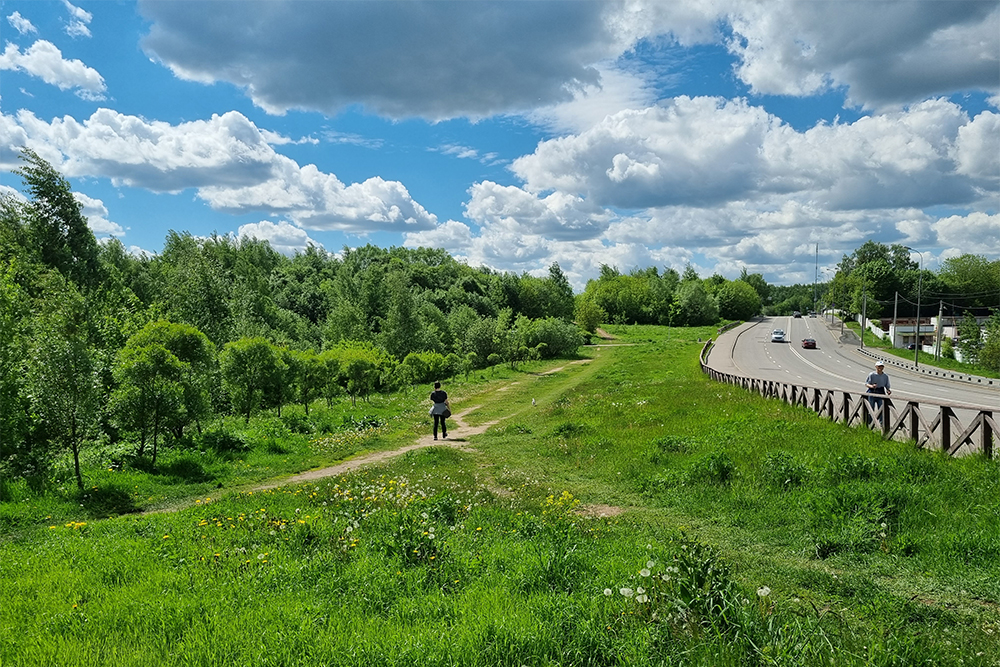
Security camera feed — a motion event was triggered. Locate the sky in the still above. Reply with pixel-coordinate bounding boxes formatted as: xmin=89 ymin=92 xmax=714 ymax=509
xmin=0 ymin=0 xmax=998 ymax=290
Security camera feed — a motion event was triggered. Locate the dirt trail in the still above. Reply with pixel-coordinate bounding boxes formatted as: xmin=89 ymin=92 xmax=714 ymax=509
xmin=254 ymin=406 xmax=500 ymax=491
xmin=153 ymin=358 xmax=619 ymax=515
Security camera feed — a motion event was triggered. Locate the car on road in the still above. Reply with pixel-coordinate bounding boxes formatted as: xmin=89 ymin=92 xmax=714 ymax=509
xmin=793 ymin=311 xmax=802 ymax=318
xmin=771 ymin=329 xmax=785 ymax=342
xmin=801 ymin=338 xmax=816 ymax=349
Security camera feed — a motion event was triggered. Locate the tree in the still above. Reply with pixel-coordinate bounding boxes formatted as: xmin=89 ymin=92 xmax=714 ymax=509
xmin=978 ymin=311 xmax=1000 ymax=373
xmin=287 ymin=349 xmax=323 ymax=414
xmin=342 ymin=355 xmax=377 ymax=406
xmin=956 ymin=312 xmax=984 ymax=365
xmin=574 ymin=297 xmax=605 ymax=333
xmin=671 ymin=280 xmax=719 ymax=326
xmin=126 ymin=321 xmax=215 ymax=435
xmin=110 ymin=342 xmax=185 ymax=468
xmin=159 ymin=232 xmax=232 ymax=344
xmin=939 ymin=254 xmax=1000 ymax=308
xmin=13 ymin=148 xmax=102 ymax=290
xmin=219 ymin=338 xmax=284 ymax=422
xmin=716 ymin=280 xmax=761 ymax=321
xmin=739 ymin=268 xmax=770 ymax=305
xmin=0 ymin=260 xmax=29 ymax=470
xmin=27 ymin=276 xmax=100 ymax=489
xmin=544 ymin=262 xmax=575 ymax=320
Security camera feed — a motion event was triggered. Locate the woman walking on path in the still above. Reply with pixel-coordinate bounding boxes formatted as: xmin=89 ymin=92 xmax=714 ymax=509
xmin=429 ymin=381 xmax=450 ymax=440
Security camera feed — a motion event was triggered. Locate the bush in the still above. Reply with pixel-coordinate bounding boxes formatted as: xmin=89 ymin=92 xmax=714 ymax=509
xmin=522 ymin=317 xmax=585 ymax=358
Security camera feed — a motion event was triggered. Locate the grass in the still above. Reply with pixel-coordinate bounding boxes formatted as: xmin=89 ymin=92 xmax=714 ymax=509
xmin=2 ymin=325 xmax=999 ymax=666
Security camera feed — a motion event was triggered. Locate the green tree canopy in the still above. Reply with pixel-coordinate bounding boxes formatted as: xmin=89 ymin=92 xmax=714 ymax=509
xmin=716 ymin=280 xmax=762 ymax=320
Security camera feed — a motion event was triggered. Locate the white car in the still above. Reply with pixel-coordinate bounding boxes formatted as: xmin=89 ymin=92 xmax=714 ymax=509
xmin=771 ymin=329 xmax=785 ymax=342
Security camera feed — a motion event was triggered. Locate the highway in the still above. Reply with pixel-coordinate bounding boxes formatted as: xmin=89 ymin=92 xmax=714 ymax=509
xmin=712 ymin=315 xmax=999 ymax=412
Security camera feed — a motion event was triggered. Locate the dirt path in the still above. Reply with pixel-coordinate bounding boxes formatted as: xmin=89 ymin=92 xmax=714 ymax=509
xmin=151 ymin=358 xmax=616 ymax=515
xmin=254 ymin=405 xmax=500 ymax=491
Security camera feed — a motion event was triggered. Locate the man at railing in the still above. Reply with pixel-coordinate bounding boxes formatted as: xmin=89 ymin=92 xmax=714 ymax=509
xmin=865 ymin=362 xmax=892 ymax=425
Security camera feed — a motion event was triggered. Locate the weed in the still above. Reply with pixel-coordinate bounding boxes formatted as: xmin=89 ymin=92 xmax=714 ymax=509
xmin=649 ymin=434 xmax=695 ymax=463
xmin=687 ymin=450 xmax=737 ymax=485
xmin=761 ymin=451 xmax=811 ymax=489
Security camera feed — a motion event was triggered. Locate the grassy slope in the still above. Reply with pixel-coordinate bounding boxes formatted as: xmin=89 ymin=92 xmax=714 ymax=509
xmin=2 ymin=325 xmax=999 ymax=666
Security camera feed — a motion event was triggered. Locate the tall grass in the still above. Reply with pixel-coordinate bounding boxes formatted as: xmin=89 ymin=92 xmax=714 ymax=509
xmin=3 ymin=324 xmax=998 ymax=665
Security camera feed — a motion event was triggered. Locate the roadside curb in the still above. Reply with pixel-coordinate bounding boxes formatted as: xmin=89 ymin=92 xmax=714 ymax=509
xmin=856 ymin=347 xmax=998 ymax=388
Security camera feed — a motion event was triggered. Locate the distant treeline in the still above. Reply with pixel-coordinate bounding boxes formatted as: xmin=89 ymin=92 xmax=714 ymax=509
xmin=0 ymin=150 xmax=586 ymax=487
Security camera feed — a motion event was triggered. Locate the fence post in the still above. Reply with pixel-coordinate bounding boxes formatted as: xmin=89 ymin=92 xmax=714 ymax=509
xmin=940 ymin=406 xmax=953 ymax=453
xmin=983 ymin=411 xmax=993 ymax=459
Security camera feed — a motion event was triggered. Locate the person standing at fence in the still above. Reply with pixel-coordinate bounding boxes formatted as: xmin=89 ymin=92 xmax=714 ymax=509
xmin=865 ymin=363 xmax=891 ymax=417
xmin=429 ymin=381 xmax=450 ymax=440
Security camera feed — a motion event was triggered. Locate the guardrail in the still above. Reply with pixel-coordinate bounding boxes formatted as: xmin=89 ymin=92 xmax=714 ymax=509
xmin=700 ymin=340 xmax=998 ymax=457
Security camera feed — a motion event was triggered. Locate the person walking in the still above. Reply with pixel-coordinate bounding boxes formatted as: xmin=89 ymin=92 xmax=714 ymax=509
xmin=429 ymin=381 xmax=450 ymax=440
xmin=864 ymin=362 xmax=891 ymax=423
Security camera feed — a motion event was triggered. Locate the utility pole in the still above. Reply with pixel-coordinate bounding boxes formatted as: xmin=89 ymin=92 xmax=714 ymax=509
xmin=891 ymin=292 xmax=899 ymax=349
xmin=906 ymin=246 xmax=925 ymax=368
xmin=935 ymin=300 xmax=944 ymax=359
xmin=813 ymin=243 xmax=818 ymax=313
xmin=861 ymin=285 xmax=867 ymax=349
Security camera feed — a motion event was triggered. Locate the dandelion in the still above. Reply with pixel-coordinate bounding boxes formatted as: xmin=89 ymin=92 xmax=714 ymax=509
xmin=603 ymin=588 xmax=613 ymax=596
xmin=757 ymin=586 xmax=771 ymax=597
xmin=636 ymin=594 xmax=648 ymax=603
xmin=646 ymin=560 xmax=655 ymax=568
xmin=163 ymin=535 xmax=170 ymax=539
xmin=640 ymin=568 xmax=650 ymax=577
xmin=620 ymin=587 xmax=634 ymax=598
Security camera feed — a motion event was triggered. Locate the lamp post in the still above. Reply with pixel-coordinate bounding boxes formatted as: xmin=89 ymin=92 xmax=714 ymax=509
xmin=905 ymin=247 xmax=925 ymax=368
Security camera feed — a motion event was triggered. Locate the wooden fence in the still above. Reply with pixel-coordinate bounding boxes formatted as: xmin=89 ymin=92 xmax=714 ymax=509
xmin=700 ymin=340 xmax=998 ymax=457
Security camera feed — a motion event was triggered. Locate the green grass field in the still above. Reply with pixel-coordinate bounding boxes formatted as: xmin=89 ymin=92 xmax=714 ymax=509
xmin=3 ymin=325 xmax=999 ymax=666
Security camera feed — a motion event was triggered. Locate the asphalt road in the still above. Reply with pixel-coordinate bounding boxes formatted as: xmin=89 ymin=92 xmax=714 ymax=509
xmin=713 ymin=315 xmax=999 ymax=412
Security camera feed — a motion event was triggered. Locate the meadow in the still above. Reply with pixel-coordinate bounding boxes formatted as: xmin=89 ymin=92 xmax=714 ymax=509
xmin=2 ymin=325 xmax=999 ymax=666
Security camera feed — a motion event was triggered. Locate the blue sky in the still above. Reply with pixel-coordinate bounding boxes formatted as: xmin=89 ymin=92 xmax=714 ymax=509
xmin=1 ymin=0 xmax=997 ymax=289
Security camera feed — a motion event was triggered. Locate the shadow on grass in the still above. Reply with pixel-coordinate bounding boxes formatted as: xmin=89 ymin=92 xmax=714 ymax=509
xmin=78 ymin=485 xmax=139 ymax=518
xmin=157 ymin=456 xmax=215 ymax=485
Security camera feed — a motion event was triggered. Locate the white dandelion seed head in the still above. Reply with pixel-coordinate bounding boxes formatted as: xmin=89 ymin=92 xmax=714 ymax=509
xmin=757 ymin=586 xmax=771 ymax=597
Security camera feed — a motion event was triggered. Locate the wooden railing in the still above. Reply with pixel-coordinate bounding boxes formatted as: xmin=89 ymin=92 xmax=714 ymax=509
xmin=700 ymin=340 xmax=998 ymax=457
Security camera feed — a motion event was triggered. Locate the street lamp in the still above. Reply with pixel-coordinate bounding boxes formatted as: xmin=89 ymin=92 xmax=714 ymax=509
xmin=904 ymin=247 xmax=925 ymax=368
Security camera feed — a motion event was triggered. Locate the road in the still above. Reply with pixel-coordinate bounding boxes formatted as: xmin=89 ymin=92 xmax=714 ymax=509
xmin=713 ymin=315 xmax=999 ymax=412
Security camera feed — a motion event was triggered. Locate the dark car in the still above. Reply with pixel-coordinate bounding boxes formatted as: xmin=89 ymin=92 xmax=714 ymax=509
xmin=801 ymin=338 xmax=816 ymax=349
xmin=793 ymin=311 xmax=802 ymax=318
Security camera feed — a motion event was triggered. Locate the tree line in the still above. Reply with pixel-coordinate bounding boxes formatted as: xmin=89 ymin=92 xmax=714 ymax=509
xmin=0 ymin=150 xmax=583 ymax=488
xmin=574 ymin=265 xmax=766 ymax=328
xmin=828 ymin=240 xmax=1000 ymax=369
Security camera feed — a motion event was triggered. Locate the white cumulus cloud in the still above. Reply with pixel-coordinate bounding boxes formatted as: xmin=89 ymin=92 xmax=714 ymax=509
xmin=0 ymin=40 xmax=106 ymax=100
xmin=237 ymin=220 xmax=321 ymax=256
xmin=74 ymin=192 xmax=124 ymax=237
xmin=7 ymin=12 xmax=37 ymax=35
xmin=0 ymin=108 xmax=438 ymax=235
xmin=63 ymin=0 xmax=92 ymax=38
